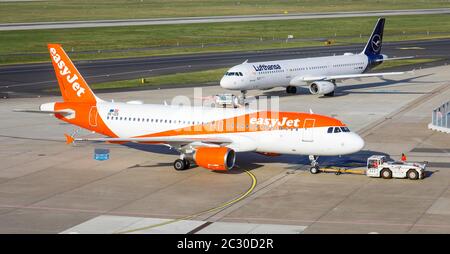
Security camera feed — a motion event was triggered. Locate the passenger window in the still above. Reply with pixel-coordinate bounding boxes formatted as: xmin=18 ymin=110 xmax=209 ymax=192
xmin=327 ymin=127 xmax=333 ymax=133
xmin=334 ymin=127 xmax=341 ymax=133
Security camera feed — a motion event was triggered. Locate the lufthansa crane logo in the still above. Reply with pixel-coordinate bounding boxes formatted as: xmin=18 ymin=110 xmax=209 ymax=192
xmin=371 ymin=34 xmax=381 ymax=52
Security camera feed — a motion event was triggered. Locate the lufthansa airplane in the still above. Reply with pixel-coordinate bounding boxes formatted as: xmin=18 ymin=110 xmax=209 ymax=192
xmin=17 ymin=44 xmax=364 ymax=172
xmin=220 ymin=18 xmax=411 ymax=97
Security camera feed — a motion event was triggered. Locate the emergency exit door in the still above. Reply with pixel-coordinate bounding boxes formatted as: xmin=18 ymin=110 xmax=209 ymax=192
xmin=89 ymin=106 xmax=98 ymax=127
xmin=302 ymin=119 xmax=315 ymax=142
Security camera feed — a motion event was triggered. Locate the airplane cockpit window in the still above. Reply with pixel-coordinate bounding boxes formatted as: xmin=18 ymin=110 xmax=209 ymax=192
xmin=225 ymin=72 xmax=243 ymax=76
xmin=334 ymin=127 xmax=341 ymax=133
xmin=340 ymin=127 xmax=350 ymax=132
xmin=327 ymin=127 xmax=333 ymax=133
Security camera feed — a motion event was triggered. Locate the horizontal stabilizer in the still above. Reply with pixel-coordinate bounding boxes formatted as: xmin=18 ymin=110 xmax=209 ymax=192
xmin=64 ymin=133 xmax=75 ymax=144
xmin=375 ymin=56 xmax=414 ymax=62
xmin=13 ymin=109 xmax=73 ymax=116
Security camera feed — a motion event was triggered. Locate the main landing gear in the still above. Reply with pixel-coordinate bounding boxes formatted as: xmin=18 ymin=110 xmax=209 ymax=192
xmin=309 ymin=155 xmax=320 ymax=174
xmin=286 ymin=86 xmax=297 ymax=94
xmin=174 ymin=158 xmax=191 ymax=171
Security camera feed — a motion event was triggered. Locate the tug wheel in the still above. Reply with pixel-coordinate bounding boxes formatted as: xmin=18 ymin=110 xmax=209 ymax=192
xmin=380 ymin=168 xmax=392 ymax=179
xmin=407 ymin=169 xmax=419 ymax=180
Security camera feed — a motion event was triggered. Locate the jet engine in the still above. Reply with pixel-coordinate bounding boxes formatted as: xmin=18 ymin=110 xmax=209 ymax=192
xmin=309 ymin=81 xmax=335 ymax=95
xmin=194 ymin=147 xmax=236 ymax=171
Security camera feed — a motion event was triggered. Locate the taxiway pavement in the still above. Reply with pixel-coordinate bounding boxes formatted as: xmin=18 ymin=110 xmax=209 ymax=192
xmin=0 ymin=64 xmax=449 ymax=233
xmin=1 ymin=38 xmax=449 ymax=98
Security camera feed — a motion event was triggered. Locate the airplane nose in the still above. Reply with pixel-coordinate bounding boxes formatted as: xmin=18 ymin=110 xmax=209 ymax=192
xmin=349 ymin=133 xmax=365 ymax=153
xmin=220 ymin=77 xmax=230 ymax=89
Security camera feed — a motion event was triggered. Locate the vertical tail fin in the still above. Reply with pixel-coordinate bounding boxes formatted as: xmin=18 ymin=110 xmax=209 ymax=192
xmin=361 ymin=18 xmax=385 ymax=56
xmin=48 ymin=44 xmax=99 ymax=103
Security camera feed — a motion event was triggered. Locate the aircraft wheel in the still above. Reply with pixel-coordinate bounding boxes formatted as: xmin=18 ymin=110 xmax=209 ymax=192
xmin=184 ymin=159 xmax=191 ymax=169
xmin=380 ymin=168 xmax=392 ymax=179
xmin=174 ymin=159 xmax=187 ymax=171
xmin=310 ymin=166 xmax=320 ymax=174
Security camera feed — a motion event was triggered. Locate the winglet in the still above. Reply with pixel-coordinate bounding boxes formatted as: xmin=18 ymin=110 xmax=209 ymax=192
xmin=64 ymin=133 xmax=75 ymax=144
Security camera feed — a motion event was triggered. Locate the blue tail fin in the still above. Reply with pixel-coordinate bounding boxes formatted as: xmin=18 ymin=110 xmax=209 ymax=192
xmin=362 ymin=18 xmax=385 ymax=56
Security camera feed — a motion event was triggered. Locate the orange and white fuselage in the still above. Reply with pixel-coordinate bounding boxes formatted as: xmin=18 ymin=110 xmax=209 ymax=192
xmin=34 ymin=44 xmax=364 ymax=171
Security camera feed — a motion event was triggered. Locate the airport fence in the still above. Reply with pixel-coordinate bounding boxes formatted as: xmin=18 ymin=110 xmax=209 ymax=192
xmin=429 ymin=101 xmax=450 ymax=134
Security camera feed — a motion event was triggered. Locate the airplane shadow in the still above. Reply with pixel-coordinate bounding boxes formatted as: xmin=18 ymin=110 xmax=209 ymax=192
xmin=124 ymin=143 xmax=179 ymax=155
xmin=116 ymin=143 xmax=392 ymax=175
xmin=261 ymin=73 xmax=436 ymax=98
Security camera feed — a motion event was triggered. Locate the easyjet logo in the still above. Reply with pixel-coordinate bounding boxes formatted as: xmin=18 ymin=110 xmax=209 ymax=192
xmin=250 ymin=117 xmax=300 ymax=128
xmin=49 ymin=48 xmax=85 ymax=97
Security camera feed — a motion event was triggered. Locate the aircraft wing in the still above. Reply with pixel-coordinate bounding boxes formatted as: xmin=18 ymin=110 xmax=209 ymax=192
xmin=68 ymin=135 xmax=232 ymax=145
xmin=298 ymin=71 xmax=409 ymax=82
xmin=65 ymin=134 xmax=257 ymax=152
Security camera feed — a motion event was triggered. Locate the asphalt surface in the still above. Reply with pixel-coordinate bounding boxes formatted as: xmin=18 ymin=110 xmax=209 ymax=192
xmin=0 ymin=38 xmax=449 ymax=98
xmin=1 ymin=8 xmax=450 ymax=31
xmin=1 ymin=65 xmax=450 ymax=233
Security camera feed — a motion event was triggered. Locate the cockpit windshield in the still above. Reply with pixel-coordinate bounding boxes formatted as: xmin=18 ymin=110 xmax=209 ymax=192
xmin=224 ymin=72 xmax=243 ymax=76
xmin=327 ymin=126 xmax=351 ymax=133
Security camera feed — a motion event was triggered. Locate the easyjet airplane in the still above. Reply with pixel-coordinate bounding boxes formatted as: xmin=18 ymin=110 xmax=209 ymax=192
xmin=18 ymin=44 xmax=364 ymax=172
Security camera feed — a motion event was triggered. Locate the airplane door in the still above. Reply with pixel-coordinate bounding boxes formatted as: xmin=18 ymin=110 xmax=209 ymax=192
xmin=89 ymin=106 xmax=98 ymax=127
xmin=302 ymin=119 xmax=315 ymax=142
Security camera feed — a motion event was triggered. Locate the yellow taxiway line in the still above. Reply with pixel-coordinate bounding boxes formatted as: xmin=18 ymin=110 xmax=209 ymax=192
xmin=115 ymin=169 xmax=257 ymax=234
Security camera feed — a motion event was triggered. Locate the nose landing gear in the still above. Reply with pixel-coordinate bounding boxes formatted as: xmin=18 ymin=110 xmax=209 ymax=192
xmin=309 ymin=155 xmax=320 ymax=174
xmin=238 ymin=90 xmax=249 ymax=106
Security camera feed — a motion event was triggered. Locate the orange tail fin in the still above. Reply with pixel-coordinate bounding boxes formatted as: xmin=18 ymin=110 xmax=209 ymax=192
xmin=48 ymin=44 xmax=98 ymax=103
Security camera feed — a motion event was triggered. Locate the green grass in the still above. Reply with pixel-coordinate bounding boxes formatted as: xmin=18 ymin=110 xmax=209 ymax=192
xmin=87 ymin=58 xmax=439 ymax=91
xmin=1 ymin=0 xmax=449 ymax=23
xmin=90 ymin=68 xmax=228 ymax=90
xmin=2 ymin=14 xmax=450 ymax=65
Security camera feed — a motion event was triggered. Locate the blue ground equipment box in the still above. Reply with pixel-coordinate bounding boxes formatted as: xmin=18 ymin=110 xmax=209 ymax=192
xmin=94 ymin=148 xmax=110 ymax=161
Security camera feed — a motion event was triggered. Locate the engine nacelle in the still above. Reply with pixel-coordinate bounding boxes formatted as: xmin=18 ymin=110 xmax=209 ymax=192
xmin=194 ymin=147 xmax=236 ymax=171
xmin=309 ymin=81 xmax=335 ymax=95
